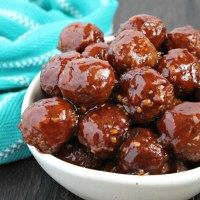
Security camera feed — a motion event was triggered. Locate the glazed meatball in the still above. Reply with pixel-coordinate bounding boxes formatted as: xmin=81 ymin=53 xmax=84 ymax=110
xmin=157 ymin=102 xmax=200 ymax=162
xmin=117 ymin=14 xmax=166 ymax=49
xmin=78 ymin=104 xmax=129 ymax=159
xmin=40 ymin=51 xmax=81 ymax=97
xmin=58 ymin=57 xmax=116 ymax=111
xmin=58 ymin=22 xmax=104 ymax=53
xmin=19 ymin=97 xmax=77 ymax=153
xmin=117 ymin=67 xmax=175 ymax=124
xmin=82 ymin=42 xmax=109 ymax=60
xmin=118 ymin=128 xmax=170 ymax=175
xmin=56 ymin=142 xmax=100 ymax=169
xmin=108 ymin=30 xmax=158 ymax=73
xmin=158 ymin=48 xmax=200 ymax=96
xmin=167 ymin=26 xmax=200 ymax=58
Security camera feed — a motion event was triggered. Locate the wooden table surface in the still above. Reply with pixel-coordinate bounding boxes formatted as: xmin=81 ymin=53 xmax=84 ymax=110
xmin=1 ymin=0 xmax=200 ymax=199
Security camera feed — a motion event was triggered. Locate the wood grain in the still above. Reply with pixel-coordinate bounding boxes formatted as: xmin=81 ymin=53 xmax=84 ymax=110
xmin=1 ymin=0 xmax=200 ymax=199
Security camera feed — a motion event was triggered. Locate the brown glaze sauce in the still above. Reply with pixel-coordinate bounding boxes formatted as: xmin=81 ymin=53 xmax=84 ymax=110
xmin=167 ymin=26 xmax=200 ymax=58
xmin=117 ymin=67 xmax=175 ymax=124
xmin=158 ymin=48 xmax=200 ymax=95
xmin=58 ymin=57 xmax=116 ymax=111
xmin=78 ymin=104 xmax=129 ymax=159
xmin=58 ymin=22 xmax=104 ymax=53
xmin=118 ymin=128 xmax=170 ymax=175
xmin=108 ymin=30 xmax=158 ymax=73
xmin=82 ymin=42 xmax=109 ymax=60
xmin=19 ymin=97 xmax=77 ymax=153
xmin=117 ymin=14 xmax=166 ymax=49
xmin=157 ymin=102 xmax=200 ymax=162
xmin=56 ymin=142 xmax=101 ymax=169
xmin=40 ymin=51 xmax=82 ymax=97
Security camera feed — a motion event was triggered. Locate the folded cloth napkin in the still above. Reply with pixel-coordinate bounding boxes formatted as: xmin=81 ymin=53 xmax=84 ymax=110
xmin=0 ymin=0 xmax=118 ymax=165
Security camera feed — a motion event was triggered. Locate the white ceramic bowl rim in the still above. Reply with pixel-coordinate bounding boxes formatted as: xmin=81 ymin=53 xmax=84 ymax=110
xmin=21 ymin=36 xmax=200 ymax=187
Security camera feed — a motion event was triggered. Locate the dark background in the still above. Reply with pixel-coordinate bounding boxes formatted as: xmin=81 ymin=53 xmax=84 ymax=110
xmin=1 ymin=0 xmax=200 ymax=199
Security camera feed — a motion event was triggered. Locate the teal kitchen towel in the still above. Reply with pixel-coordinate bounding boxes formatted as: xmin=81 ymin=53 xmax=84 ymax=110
xmin=0 ymin=0 xmax=118 ymax=165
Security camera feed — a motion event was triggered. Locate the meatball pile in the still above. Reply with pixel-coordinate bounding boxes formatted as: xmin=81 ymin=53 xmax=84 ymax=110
xmin=19 ymin=16 xmax=200 ymax=175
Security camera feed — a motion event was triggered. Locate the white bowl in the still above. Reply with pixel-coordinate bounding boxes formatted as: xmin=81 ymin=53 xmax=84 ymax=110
xmin=21 ymin=36 xmax=200 ymax=200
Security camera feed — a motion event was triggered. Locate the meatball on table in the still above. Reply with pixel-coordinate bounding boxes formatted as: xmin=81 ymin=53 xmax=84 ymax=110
xmin=1 ymin=0 xmax=200 ymax=200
